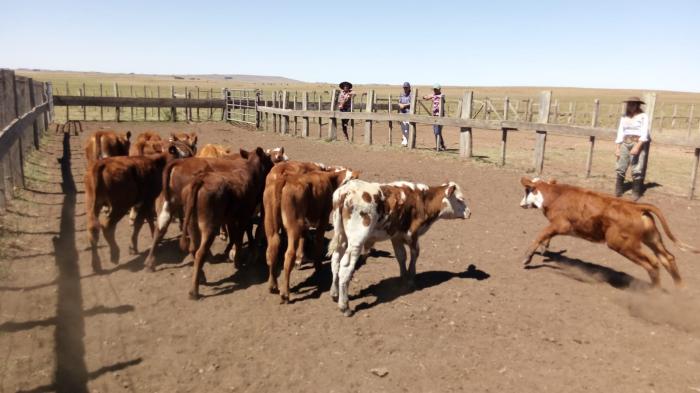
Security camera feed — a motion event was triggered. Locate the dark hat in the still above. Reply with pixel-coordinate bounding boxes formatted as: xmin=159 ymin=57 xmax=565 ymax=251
xmin=402 ymin=82 xmax=411 ymax=88
xmin=339 ymin=81 xmax=353 ymax=89
xmin=623 ymin=96 xmax=645 ymax=104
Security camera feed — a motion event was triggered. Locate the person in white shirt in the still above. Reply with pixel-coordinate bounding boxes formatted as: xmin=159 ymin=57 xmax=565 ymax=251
xmin=614 ymin=96 xmax=649 ymax=200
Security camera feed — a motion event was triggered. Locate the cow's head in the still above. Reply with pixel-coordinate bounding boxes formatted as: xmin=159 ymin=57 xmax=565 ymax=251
xmin=168 ymin=140 xmax=196 ymax=158
xmin=252 ymin=147 xmax=275 ymax=175
xmin=341 ymin=169 xmax=360 ymax=186
xmin=116 ymin=131 xmax=132 ymax=155
xmin=439 ymin=182 xmax=470 ymax=219
xmin=519 ymin=177 xmax=550 ymax=209
xmin=266 ymin=147 xmax=288 ymax=163
xmin=170 ymin=132 xmax=198 ymax=155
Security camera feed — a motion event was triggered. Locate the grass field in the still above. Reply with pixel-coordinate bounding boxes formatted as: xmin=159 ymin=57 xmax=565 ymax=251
xmin=17 ymin=69 xmax=700 ymax=131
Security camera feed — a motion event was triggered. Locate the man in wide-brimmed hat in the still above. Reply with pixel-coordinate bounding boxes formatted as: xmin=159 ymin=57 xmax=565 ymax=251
xmin=614 ymin=96 xmax=649 ymax=200
xmin=337 ymin=81 xmax=355 ymax=140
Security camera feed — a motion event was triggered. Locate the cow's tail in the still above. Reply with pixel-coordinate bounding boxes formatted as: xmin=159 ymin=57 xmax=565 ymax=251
xmin=638 ymin=203 xmax=700 ymax=253
xmin=94 ymin=133 xmax=104 ymax=160
xmin=180 ymin=176 xmax=204 ymax=252
xmin=327 ymin=190 xmax=346 ymax=257
xmin=161 ymin=160 xmax=178 ymax=204
xmin=86 ymin=161 xmax=107 ymax=235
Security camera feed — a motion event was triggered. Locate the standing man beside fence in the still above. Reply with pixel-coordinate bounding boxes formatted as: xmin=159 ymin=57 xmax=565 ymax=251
xmin=615 ymin=96 xmax=649 ymax=200
xmin=337 ymin=81 xmax=355 ymax=140
xmin=398 ymin=82 xmax=412 ymax=146
xmin=423 ymin=84 xmax=446 ymax=151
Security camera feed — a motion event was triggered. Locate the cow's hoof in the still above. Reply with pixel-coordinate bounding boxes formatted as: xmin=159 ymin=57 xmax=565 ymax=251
xmin=145 ymin=265 xmax=155 ymax=273
xmin=188 ymin=291 xmax=200 ymax=300
xmin=330 ymin=293 xmax=338 ymax=302
xmin=342 ymin=308 xmax=354 ymax=317
xmin=279 ymin=295 xmax=289 ymax=304
xmin=128 ymin=246 xmax=138 ymax=255
xmin=268 ymin=286 xmax=279 ymax=294
xmin=228 ymin=249 xmax=237 ymax=262
xmin=521 ymin=254 xmax=533 ymax=265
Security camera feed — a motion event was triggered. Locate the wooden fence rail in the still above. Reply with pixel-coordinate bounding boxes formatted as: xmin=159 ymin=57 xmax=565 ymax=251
xmin=258 ymin=90 xmax=700 ymax=200
xmin=0 ymin=69 xmax=53 ymax=212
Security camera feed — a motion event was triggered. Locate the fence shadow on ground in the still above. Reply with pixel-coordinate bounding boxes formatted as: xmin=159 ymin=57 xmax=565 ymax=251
xmin=525 ymin=250 xmax=653 ymax=291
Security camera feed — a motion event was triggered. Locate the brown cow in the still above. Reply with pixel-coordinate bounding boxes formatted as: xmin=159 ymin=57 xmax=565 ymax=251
xmin=519 ymin=177 xmax=699 ymax=287
xmin=144 ymin=147 xmax=287 ymax=270
xmin=263 ymin=161 xmax=351 ymax=293
xmin=84 ymin=130 xmax=132 ymax=164
xmin=180 ymin=147 xmax=274 ymax=299
xmin=84 ymin=140 xmax=196 ymax=272
xmin=274 ymin=168 xmax=359 ymax=303
xmin=129 ymin=132 xmax=164 ymax=156
xmin=197 ymin=144 xmax=232 ymax=158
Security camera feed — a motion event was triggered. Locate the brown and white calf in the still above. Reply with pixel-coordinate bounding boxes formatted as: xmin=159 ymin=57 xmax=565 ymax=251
xmin=519 ymin=177 xmax=699 ymax=287
xmin=144 ymin=147 xmax=287 ymax=270
xmin=180 ymin=148 xmax=274 ymax=299
xmin=328 ymin=180 xmax=470 ymax=316
xmin=272 ymin=168 xmax=359 ymax=303
xmin=84 ymin=141 xmax=195 ymax=272
xmin=85 ymin=130 xmax=132 ymax=165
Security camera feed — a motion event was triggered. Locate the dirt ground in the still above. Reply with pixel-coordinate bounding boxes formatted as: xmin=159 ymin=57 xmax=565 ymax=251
xmin=1 ymin=121 xmax=700 ymax=393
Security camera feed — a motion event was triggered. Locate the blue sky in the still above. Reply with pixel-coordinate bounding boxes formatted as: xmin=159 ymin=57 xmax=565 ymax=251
xmin=2 ymin=0 xmax=699 ymax=92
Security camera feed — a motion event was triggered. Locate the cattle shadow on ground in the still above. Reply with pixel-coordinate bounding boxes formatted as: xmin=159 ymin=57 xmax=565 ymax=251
xmin=199 ymin=247 xmax=269 ymax=298
xmin=525 ymin=250 xmax=653 ymax=291
xmin=289 ymin=262 xmax=332 ymax=303
xmin=352 ymin=264 xmax=490 ymax=313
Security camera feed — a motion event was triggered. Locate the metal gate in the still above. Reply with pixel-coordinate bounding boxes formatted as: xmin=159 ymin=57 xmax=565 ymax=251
xmin=223 ymin=88 xmax=258 ymax=125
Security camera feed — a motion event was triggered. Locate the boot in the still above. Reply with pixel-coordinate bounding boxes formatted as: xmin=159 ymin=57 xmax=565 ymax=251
xmin=631 ymin=178 xmax=643 ymax=201
xmin=615 ymin=175 xmax=624 ymax=197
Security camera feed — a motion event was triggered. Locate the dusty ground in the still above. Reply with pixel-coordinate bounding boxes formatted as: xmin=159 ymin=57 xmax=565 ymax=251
xmin=1 ymin=121 xmax=700 ymax=393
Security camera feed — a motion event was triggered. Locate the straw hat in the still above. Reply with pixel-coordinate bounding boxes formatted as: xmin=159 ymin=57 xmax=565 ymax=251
xmin=623 ymin=96 xmax=645 ymax=104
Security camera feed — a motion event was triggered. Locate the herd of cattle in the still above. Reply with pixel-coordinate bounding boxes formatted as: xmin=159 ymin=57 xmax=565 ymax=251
xmin=82 ymin=129 xmax=698 ymax=316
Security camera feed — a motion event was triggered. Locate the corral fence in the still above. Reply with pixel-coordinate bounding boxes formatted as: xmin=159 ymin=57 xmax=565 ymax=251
xmin=257 ymin=89 xmax=700 ymax=200
xmin=0 ymin=69 xmax=53 ymax=211
xmin=32 ymin=75 xmax=700 ymax=200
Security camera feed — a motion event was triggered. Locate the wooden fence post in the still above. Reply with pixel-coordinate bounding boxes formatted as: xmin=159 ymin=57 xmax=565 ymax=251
xmin=157 ymin=86 xmax=161 ymax=121
xmin=459 ymin=91 xmax=473 ymax=158
xmin=690 ymin=148 xmax=700 ymax=200
xmin=114 ymin=82 xmax=120 ymax=122
xmin=82 ymin=82 xmax=87 ymax=121
xmin=196 ymin=87 xmax=200 ymax=121
xmin=503 ymin=96 xmax=510 ymax=121
xmin=28 ymin=78 xmax=40 ymax=149
xmin=209 ymin=88 xmax=214 ymax=121
xmin=281 ymin=90 xmax=289 ymax=134
xmin=65 ymin=81 xmax=70 ymax=121
xmin=170 ymin=85 xmax=176 ymax=122
xmin=318 ymin=93 xmax=323 ymax=138
xmin=130 ymin=85 xmax=135 ymax=120
xmin=641 ymin=92 xmax=656 ymax=184
xmin=99 ymin=83 xmax=104 ymax=121
xmin=533 ymin=91 xmax=551 ymax=173
xmin=328 ymin=89 xmax=337 ymax=140
xmin=687 ymin=104 xmax=695 ymax=138
xmin=364 ymin=90 xmax=374 ymax=145
xmin=302 ymin=91 xmax=309 ymax=137
xmin=671 ymin=104 xmax=678 ymax=129
xmin=408 ymin=89 xmax=418 ymax=149
xmin=143 ymin=85 xmax=148 ymax=121
xmin=388 ymin=93 xmax=393 ymax=145
xmin=585 ymin=99 xmax=600 ymax=178
xmin=350 ymin=95 xmax=355 ymax=142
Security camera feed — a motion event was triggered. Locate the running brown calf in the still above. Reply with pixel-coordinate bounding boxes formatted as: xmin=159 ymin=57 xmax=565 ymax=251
xmin=84 ymin=140 xmax=196 ymax=272
xmin=519 ymin=177 xmax=699 ymax=287
xmin=84 ymin=130 xmax=132 ymax=165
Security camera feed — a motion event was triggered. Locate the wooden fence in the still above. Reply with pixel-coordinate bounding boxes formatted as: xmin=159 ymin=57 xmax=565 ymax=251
xmin=258 ymin=89 xmax=700 ymax=200
xmin=0 ymin=69 xmax=53 ymax=211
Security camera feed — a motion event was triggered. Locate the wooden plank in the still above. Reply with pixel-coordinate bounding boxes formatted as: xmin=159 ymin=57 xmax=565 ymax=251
xmin=690 ymin=148 xmax=700 ymax=200
xmin=459 ymin=91 xmax=474 ymax=158
xmin=408 ymin=89 xmax=418 ymax=149
xmin=130 ymin=85 xmax=134 ymax=120
xmin=364 ymin=90 xmax=374 ymax=145
xmin=328 ymin=89 xmax=337 ymax=140
xmin=688 ymin=104 xmax=695 ymax=138
xmin=196 ymin=87 xmax=200 ymax=121
xmin=585 ymin=99 xmax=600 ymax=178
xmin=157 ymin=86 xmax=161 ymax=121
xmin=144 ymin=85 xmax=148 ymax=121
xmin=317 ymin=93 xmax=323 ymax=138
xmin=533 ymin=91 xmax=551 ymax=173
xmin=209 ymin=88 xmax=213 ymax=120
xmin=99 ymin=83 xmax=104 ymax=120
xmin=65 ymin=81 xmax=70 ymax=120
xmin=302 ymin=91 xmax=309 ymax=137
